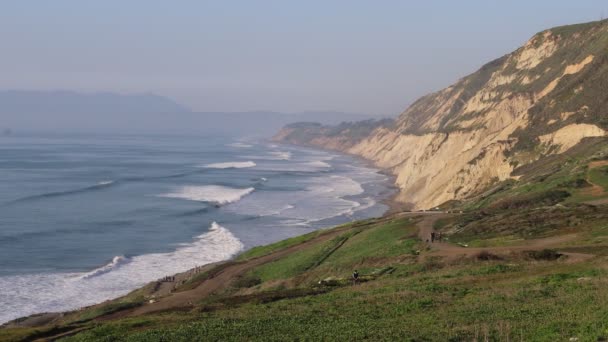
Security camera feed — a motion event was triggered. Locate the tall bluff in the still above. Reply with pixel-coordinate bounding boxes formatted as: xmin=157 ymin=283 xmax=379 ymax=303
xmin=275 ymin=20 xmax=608 ymax=209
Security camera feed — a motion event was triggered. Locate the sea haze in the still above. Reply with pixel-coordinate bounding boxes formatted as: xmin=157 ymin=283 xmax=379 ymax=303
xmin=0 ymin=133 xmax=393 ymax=323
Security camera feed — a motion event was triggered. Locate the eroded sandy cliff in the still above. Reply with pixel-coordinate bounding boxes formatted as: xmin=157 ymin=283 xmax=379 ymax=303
xmin=275 ymin=20 xmax=608 ymax=209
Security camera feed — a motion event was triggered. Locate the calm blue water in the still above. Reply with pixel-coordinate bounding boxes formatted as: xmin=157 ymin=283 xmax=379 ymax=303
xmin=0 ymin=133 xmax=392 ymax=323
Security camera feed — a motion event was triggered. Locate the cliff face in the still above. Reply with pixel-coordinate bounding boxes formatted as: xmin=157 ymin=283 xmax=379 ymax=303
xmin=274 ymin=20 xmax=608 ymax=209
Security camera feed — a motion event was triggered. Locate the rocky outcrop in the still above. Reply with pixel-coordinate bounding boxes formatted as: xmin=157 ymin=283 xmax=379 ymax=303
xmin=274 ymin=20 xmax=608 ymax=209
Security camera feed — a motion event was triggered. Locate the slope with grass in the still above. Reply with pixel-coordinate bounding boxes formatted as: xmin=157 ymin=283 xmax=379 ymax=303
xmin=4 ymin=208 xmax=608 ymax=341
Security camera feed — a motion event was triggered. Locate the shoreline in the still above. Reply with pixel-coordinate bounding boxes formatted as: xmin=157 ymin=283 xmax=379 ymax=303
xmin=270 ymin=139 xmax=405 ymax=214
xmin=2 ymin=140 xmax=398 ymax=327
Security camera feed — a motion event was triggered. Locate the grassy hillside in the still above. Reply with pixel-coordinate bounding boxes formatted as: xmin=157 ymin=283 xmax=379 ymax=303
xmin=3 ymin=207 xmax=608 ymax=341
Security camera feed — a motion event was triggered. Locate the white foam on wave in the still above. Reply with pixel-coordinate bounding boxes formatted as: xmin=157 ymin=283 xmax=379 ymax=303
xmin=158 ymin=185 xmax=255 ymax=205
xmin=226 ymin=175 xmax=365 ymax=224
xmin=203 ymin=161 xmax=256 ymax=169
xmin=97 ymin=180 xmax=114 ymax=186
xmin=227 ymin=142 xmax=253 ymax=148
xmin=239 ymin=151 xmax=293 ymax=162
xmin=0 ymin=222 xmax=243 ymax=324
xmin=305 ymin=160 xmax=331 ymax=168
xmin=291 ymin=175 xmax=365 ymax=223
xmin=269 ymin=151 xmax=292 ymax=160
xmin=266 ymin=204 xmax=295 ymax=216
xmin=80 ymin=255 xmax=130 ymax=280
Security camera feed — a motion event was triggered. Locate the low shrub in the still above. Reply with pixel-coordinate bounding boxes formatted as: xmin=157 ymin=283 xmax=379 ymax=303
xmin=475 ymin=251 xmax=503 ymax=261
xmin=526 ymin=249 xmax=562 ymax=261
xmin=232 ymin=274 xmax=262 ymax=289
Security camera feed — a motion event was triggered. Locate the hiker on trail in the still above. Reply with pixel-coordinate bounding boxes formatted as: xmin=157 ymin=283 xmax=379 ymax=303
xmin=352 ymin=270 xmax=360 ymax=285
xmin=431 ymin=232 xmax=435 ymax=243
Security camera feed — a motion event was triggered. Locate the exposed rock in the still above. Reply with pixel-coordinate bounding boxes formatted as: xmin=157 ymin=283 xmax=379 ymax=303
xmin=274 ymin=19 xmax=608 ymax=209
xmin=539 ymin=124 xmax=606 ymax=153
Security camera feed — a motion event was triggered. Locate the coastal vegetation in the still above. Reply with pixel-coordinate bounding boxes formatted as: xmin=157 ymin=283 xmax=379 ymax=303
xmin=3 ymin=201 xmax=608 ymax=341
xmin=4 ymin=17 xmax=608 ymax=342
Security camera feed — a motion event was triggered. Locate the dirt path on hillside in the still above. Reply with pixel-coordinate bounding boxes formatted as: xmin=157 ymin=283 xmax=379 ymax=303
xmin=99 ymin=212 xmax=593 ymax=320
xmin=582 ymin=160 xmax=608 ymax=205
xmin=104 ymin=219 xmax=390 ymax=319
xmin=412 ymin=213 xmax=594 ymax=263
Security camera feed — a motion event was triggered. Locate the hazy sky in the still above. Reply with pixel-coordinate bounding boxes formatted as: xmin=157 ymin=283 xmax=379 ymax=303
xmin=1 ymin=1 xmax=607 ymax=115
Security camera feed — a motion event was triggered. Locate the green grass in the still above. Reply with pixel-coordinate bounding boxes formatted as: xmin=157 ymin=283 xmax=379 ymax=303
xmin=235 ymin=229 xmax=324 ymax=261
xmin=317 ymin=217 xmax=416 ymax=271
xmin=5 ymin=214 xmax=608 ymax=341
xmin=249 ymin=218 xmax=415 ymax=284
xmin=251 ymin=233 xmax=353 ymax=282
xmin=69 ymin=301 xmax=143 ymax=324
xmin=445 ymin=203 xmax=608 ymax=245
xmin=589 ymin=165 xmax=608 ymax=191
xmin=57 ymin=260 xmax=608 ymax=342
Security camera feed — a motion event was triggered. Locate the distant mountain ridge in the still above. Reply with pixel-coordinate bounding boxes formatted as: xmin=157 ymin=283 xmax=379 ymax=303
xmin=0 ymin=90 xmax=189 ymax=115
xmin=274 ymin=19 xmax=608 ymax=209
xmin=0 ymin=90 xmax=383 ymax=136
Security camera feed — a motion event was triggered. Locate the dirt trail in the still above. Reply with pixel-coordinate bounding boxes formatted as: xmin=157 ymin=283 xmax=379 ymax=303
xmin=412 ymin=213 xmax=594 ymax=263
xmin=100 ymin=212 xmax=594 ymax=320
xmin=582 ymin=160 xmax=608 ymax=205
xmin=588 ymin=160 xmax=608 ymax=168
xmin=110 ymin=219 xmax=386 ymax=318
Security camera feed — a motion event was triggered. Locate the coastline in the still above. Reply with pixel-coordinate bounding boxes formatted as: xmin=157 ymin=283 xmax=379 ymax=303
xmin=270 ymin=139 xmax=405 ymax=214
xmin=2 ymin=140 xmax=398 ymax=327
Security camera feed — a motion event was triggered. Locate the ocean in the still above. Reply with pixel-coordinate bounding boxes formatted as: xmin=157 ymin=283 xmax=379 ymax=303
xmin=0 ymin=133 xmax=393 ymax=324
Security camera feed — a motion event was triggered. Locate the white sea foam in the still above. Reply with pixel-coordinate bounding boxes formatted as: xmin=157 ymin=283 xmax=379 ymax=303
xmin=227 ymin=175 xmax=364 ymax=224
xmin=97 ymin=180 xmax=114 ymax=186
xmin=240 ymin=151 xmax=292 ymax=161
xmin=227 ymin=142 xmax=253 ymax=148
xmin=80 ymin=255 xmax=130 ymax=280
xmin=0 ymin=222 xmax=243 ymax=324
xmin=158 ymin=185 xmax=255 ymax=205
xmin=305 ymin=160 xmax=331 ymax=168
xmin=269 ymin=151 xmax=292 ymax=160
xmin=253 ymin=161 xmax=333 ymax=173
xmin=203 ymin=161 xmax=256 ymax=169
xmin=265 ymin=204 xmax=295 ymax=216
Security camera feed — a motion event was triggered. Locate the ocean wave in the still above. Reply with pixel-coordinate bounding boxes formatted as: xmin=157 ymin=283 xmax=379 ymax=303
xmin=269 ymin=151 xmax=292 ymax=160
xmin=227 ymin=142 xmax=253 ymax=148
xmin=241 ymin=151 xmax=292 ymax=161
xmin=80 ymin=255 xmax=130 ymax=280
xmin=225 ymin=175 xmax=365 ymax=224
xmin=0 ymin=221 xmax=244 ymax=324
xmin=173 ymin=207 xmax=211 ymax=217
xmin=252 ymin=159 xmax=333 ymax=173
xmin=276 ymin=175 xmax=365 ymax=224
xmin=121 ymin=169 xmax=208 ymax=183
xmin=279 ymin=219 xmax=310 ymax=227
xmin=0 ymin=220 xmax=135 ymax=243
xmin=262 ymin=204 xmax=295 ymax=217
xmin=6 ymin=180 xmax=117 ymax=205
xmin=203 ymin=161 xmax=256 ymax=169
xmin=325 ymin=175 xmax=365 ymax=195
xmin=158 ymin=185 xmax=255 ymax=205
xmin=305 ymin=160 xmax=331 ymax=168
